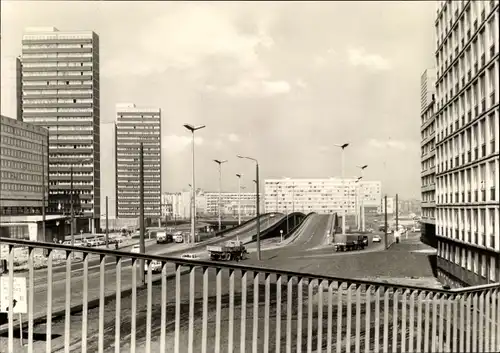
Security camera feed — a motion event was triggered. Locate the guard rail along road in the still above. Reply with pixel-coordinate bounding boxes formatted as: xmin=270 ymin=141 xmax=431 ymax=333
xmin=0 ymin=237 xmax=499 ymax=353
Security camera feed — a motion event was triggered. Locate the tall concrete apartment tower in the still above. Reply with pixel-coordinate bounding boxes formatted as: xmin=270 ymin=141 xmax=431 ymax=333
xmin=115 ymin=103 xmax=161 ymax=222
xmin=20 ymin=27 xmax=101 ymax=232
xmin=420 ymin=68 xmax=437 ymax=247
xmin=434 ymin=1 xmax=499 ymax=287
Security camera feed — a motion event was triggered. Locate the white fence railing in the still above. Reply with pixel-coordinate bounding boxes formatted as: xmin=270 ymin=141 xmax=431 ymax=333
xmin=0 ymin=237 xmax=498 ymax=353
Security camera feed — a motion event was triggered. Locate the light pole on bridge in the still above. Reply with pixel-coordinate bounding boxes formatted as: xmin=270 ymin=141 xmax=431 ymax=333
xmin=356 ymin=164 xmax=368 ymax=232
xmin=183 ymin=123 xmax=205 ymax=243
xmin=213 ymin=159 xmax=228 ymax=232
xmin=334 ymin=143 xmax=349 ymax=235
xmin=239 ymin=155 xmax=261 ymax=261
xmin=236 ymin=173 xmax=243 ymax=226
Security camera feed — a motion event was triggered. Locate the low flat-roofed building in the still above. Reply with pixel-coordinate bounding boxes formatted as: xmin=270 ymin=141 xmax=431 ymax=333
xmin=0 ymin=214 xmax=69 ymax=242
xmin=0 ymin=114 xmax=48 ymax=216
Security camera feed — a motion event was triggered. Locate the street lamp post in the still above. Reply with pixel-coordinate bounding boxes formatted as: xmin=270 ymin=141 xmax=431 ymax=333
xmin=285 ymin=205 xmax=289 ymax=234
xmin=275 ymin=182 xmax=279 ymax=213
xmin=334 ymin=143 xmax=349 ymax=235
xmin=139 ymin=143 xmax=146 ymax=284
xmin=183 ymin=124 xmax=206 ymax=243
xmin=214 ymin=159 xmax=228 ymax=232
xmin=70 ymin=165 xmax=74 ymax=252
xmin=236 ymin=173 xmax=242 ymax=225
xmin=188 ymin=183 xmax=193 ymax=237
xmin=41 ymin=136 xmax=47 ymax=243
xmin=356 ymin=165 xmax=368 ymax=231
xmin=354 ymin=176 xmax=363 ymax=231
xmin=238 ymin=155 xmax=261 ymax=260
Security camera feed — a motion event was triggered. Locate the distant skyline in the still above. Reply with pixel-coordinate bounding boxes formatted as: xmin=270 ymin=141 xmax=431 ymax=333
xmin=1 ymin=1 xmax=436 ymax=207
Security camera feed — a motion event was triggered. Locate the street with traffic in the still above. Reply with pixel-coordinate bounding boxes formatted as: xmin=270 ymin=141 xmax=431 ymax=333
xmin=0 ymin=213 xmax=444 ymax=352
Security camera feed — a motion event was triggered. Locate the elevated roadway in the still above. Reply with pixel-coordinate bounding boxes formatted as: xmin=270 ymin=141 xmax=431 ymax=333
xmin=243 ymin=213 xmax=386 ymax=266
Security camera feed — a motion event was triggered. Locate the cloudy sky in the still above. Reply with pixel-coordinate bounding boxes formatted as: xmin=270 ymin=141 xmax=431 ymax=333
xmin=1 ymin=1 xmax=436 ymax=209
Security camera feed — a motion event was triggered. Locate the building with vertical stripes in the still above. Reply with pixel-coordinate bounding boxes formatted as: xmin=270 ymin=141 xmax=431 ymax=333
xmin=420 ymin=68 xmax=438 ymax=245
xmin=115 ymin=103 xmax=161 ymax=219
xmin=20 ymin=27 xmax=101 ymax=232
xmin=434 ymin=0 xmax=499 ymax=287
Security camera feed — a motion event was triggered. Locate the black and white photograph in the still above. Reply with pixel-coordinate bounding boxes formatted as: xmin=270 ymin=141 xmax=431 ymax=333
xmin=0 ymin=0 xmax=499 ymax=352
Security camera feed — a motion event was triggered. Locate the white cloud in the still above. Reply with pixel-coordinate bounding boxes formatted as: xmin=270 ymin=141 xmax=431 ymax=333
xmin=295 ymin=79 xmax=307 ymax=89
xmin=313 ymin=48 xmax=336 ymax=68
xmin=313 ymin=55 xmax=327 ymax=68
xmin=162 ymin=134 xmax=203 ymax=154
xmin=347 ymin=47 xmax=391 ymax=71
xmin=214 ymin=139 xmax=225 ymax=150
xmin=227 ymin=133 xmax=240 ymax=142
xmin=368 ymin=138 xmax=407 ymax=150
xmin=101 ymin=4 xmax=275 ymax=78
xmin=224 ymin=79 xmax=291 ymax=97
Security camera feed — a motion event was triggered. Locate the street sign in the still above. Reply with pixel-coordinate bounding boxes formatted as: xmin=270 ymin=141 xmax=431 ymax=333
xmin=0 ymin=276 xmax=27 ymax=314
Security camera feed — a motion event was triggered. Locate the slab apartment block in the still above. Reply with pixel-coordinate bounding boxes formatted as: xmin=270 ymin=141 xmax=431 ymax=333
xmin=420 ymin=68 xmax=438 ymax=246
xmin=115 ymin=103 xmax=161 ymax=219
xmin=19 ymin=27 xmax=101 ymax=232
xmin=434 ymin=1 xmax=499 ymax=287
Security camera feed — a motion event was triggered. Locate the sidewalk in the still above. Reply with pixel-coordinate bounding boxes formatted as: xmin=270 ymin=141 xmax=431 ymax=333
xmin=387 ymin=232 xmax=436 ymax=253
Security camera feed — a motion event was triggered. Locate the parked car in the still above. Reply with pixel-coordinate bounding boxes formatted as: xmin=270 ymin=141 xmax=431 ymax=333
xmin=144 ymin=260 xmax=162 ymax=273
xmin=173 ymin=234 xmax=184 ymax=243
xmin=85 ymin=240 xmax=97 ymax=247
xmin=372 ymin=235 xmax=381 ymax=243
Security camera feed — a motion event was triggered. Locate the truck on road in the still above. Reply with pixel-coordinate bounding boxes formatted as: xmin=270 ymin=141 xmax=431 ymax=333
xmin=207 ymin=240 xmax=248 ymax=261
xmin=156 ymin=231 xmax=172 ymax=244
xmin=333 ymin=234 xmax=367 ymax=252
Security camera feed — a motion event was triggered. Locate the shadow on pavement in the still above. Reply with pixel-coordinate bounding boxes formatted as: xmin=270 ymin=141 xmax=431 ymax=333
xmin=0 ymin=319 xmax=62 ymax=341
xmin=427 ymin=254 xmax=438 ymax=278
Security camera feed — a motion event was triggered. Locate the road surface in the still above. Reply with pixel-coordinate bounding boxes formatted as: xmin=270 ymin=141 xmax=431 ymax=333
xmin=23 ymin=214 xmax=279 ymax=286
xmin=0 ymin=213 xmax=286 ymax=333
xmin=1 ymin=218 xmax=442 ymax=352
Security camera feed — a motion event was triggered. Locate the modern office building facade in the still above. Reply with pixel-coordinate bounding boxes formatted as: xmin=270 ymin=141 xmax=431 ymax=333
xmin=0 ymin=115 xmax=49 ymax=216
xmin=421 ymin=68 xmax=438 ymax=243
xmin=20 ymin=27 xmax=101 ymax=232
xmin=115 ymin=103 xmax=161 ymax=219
xmin=264 ymin=178 xmax=382 ymax=215
xmin=204 ymin=192 xmax=259 ymax=216
xmin=434 ymin=0 xmax=499 ymax=287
